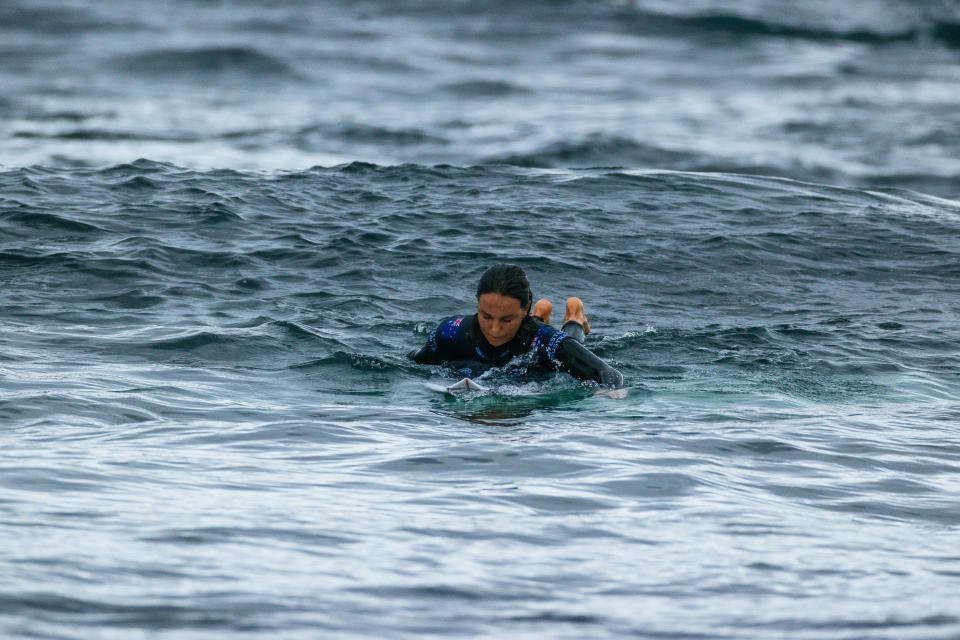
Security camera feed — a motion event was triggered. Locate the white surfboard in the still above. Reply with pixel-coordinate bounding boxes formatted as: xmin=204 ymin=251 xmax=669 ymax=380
xmin=424 ymin=377 xmax=490 ymax=395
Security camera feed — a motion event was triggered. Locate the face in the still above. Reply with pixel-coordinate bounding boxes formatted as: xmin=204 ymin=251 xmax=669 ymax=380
xmin=477 ymin=293 xmax=529 ymax=347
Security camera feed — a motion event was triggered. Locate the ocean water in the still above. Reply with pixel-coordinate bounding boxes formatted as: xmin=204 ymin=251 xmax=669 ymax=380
xmin=2 ymin=1 xmax=960 ymax=639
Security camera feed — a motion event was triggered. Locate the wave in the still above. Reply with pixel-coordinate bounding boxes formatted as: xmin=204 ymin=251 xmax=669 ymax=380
xmin=312 ymin=51 xmax=420 ymax=73
xmin=0 ymin=3 xmax=127 ymax=34
xmin=481 ymin=137 xmax=838 ymax=187
xmin=293 ymin=352 xmax=399 ymax=372
xmin=0 ymin=592 xmax=297 ymax=625
xmin=14 ymin=129 xmax=201 ymax=143
xmin=440 ymin=79 xmax=532 ymax=98
xmin=485 ymin=134 xmax=700 ymax=168
xmin=482 ymin=135 xmax=958 ymax=200
xmin=115 ymin=46 xmax=300 ymax=80
xmin=93 ymin=158 xmax=179 ymax=176
xmin=0 ymin=210 xmax=105 ymax=235
xmin=932 ymin=20 xmax=960 ymax=47
xmin=91 ymin=288 xmax=165 ymax=310
xmin=641 ymin=11 xmax=917 ymax=44
xmin=293 ymin=123 xmax=447 ymax=147
xmin=145 ymin=331 xmax=247 ymax=352
xmin=617 ymin=3 xmax=954 ymax=45
xmin=863 ymin=173 xmax=960 ymax=201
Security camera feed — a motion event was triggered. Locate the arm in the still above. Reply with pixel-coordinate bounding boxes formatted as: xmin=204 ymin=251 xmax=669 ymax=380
xmin=554 ymin=337 xmax=625 ymax=389
xmin=409 ymin=316 xmax=459 ymax=365
xmin=410 ymin=342 xmax=443 ymax=364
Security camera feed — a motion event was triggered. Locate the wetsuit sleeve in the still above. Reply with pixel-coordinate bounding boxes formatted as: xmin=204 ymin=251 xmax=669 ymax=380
xmin=554 ymin=338 xmax=625 ymax=389
xmin=410 ymin=342 xmax=442 ymax=364
xmin=409 ymin=317 xmax=457 ymax=364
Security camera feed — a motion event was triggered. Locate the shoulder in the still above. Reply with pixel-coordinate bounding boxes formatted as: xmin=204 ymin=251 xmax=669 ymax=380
xmin=428 ymin=315 xmax=471 ymax=350
xmin=413 ymin=315 xmax=469 ymax=364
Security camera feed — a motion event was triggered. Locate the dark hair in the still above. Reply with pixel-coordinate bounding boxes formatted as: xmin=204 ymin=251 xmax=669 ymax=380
xmin=476 ymin=263 xmax=532 ymax=311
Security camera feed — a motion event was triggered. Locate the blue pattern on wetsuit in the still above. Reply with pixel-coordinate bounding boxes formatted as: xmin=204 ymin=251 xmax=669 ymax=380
xmin=530 ymin=324 xmax=570 ymax=361
xmin=546 ymin=329 xmax=569 ymax=361
xmin=425 ymin=316 xmax=463 ymax=354
xmin=440 ymin=317 xmax=464 ymax=342
xmin=476 ymin=345 xmax=509 ymax=362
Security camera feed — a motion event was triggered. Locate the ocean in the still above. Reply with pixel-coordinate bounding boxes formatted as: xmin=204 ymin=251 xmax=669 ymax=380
xmin=2 ymin=1 xmax=959 ymax=638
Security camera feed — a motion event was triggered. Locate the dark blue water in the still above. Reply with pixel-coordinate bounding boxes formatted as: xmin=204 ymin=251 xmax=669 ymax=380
xmin=2 ymin=2 xmax=960 ymax=639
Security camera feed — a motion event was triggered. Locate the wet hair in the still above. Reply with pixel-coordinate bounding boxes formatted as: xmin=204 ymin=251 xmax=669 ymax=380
xmin=476 ymin=263 xmax=533 ymax=312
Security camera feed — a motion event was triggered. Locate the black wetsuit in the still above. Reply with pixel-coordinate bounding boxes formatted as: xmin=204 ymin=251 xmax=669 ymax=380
xmin=411 ymin=314 xmax=624 ymax=388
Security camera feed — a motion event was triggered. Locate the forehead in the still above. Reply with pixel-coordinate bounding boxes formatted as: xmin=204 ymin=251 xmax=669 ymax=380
xmin=477 ymin=292 xmax=524 ymax=316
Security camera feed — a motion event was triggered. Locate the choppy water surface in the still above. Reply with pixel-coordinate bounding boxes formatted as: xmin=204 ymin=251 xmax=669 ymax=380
xmin=2 ymin=1 xmax=960 ymax=639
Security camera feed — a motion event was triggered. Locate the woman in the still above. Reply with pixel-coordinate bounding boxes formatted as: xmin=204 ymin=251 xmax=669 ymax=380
xmin=411 ymin=263 xmax=625 ymax=389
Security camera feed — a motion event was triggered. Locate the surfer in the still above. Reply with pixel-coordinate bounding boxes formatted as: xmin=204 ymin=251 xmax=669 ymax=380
xmin=411 ymin=263 xmax=625 ymax=391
